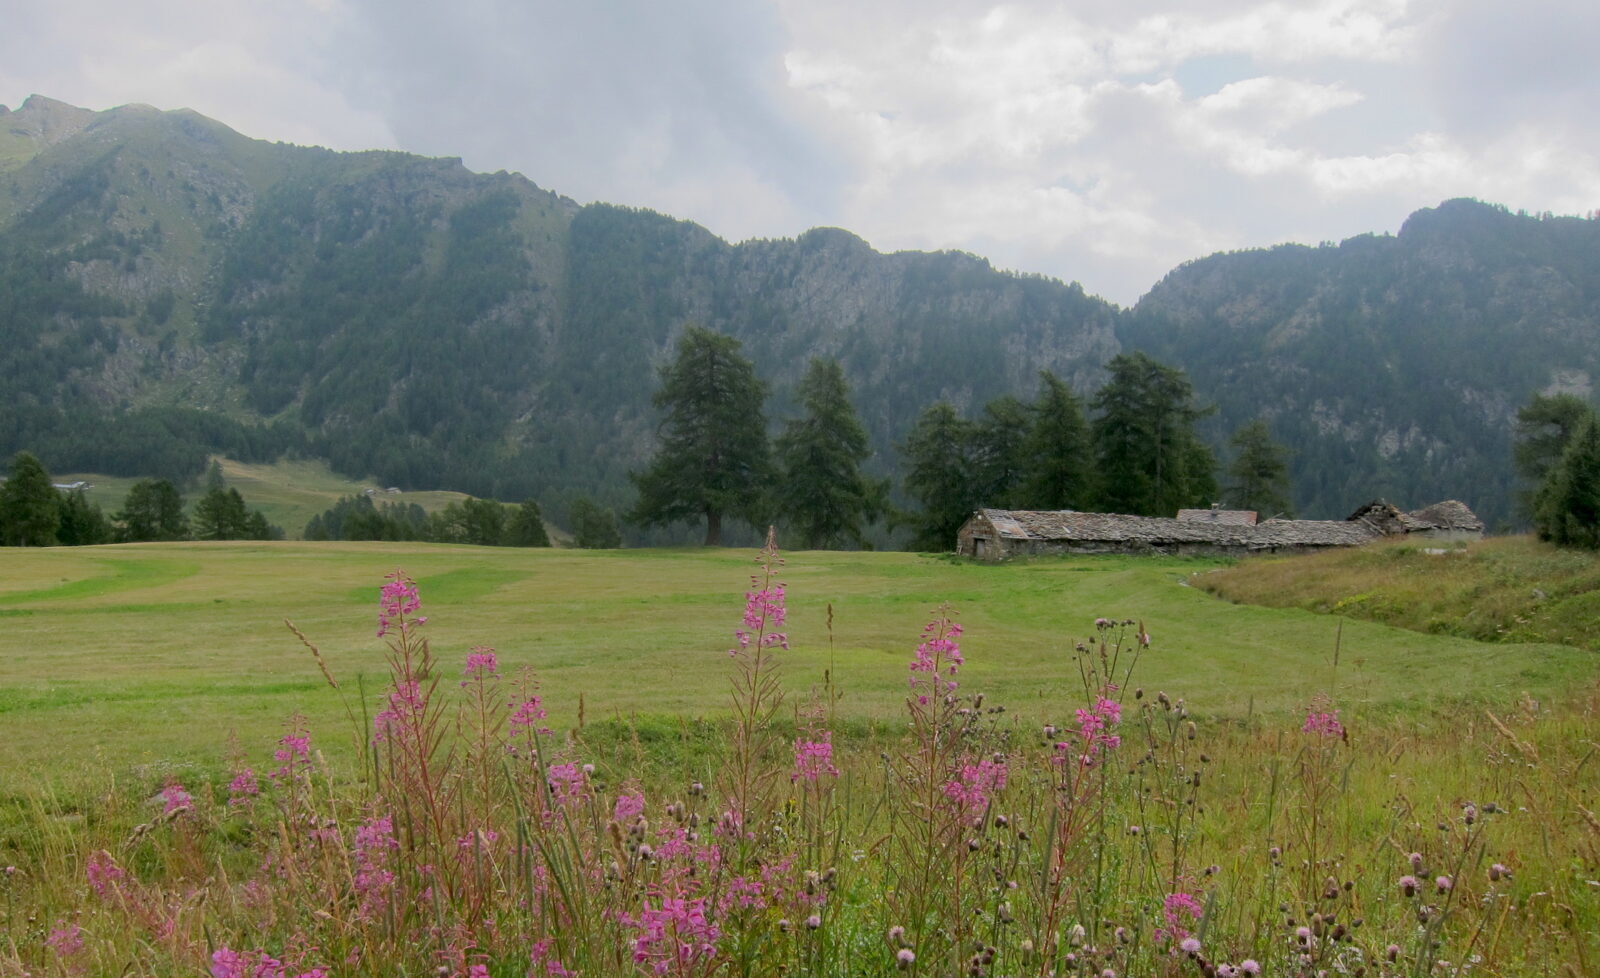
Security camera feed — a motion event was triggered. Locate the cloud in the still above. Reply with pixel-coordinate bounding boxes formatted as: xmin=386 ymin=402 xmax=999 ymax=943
xmin=325 ymin=0 xmax=847 ymax=240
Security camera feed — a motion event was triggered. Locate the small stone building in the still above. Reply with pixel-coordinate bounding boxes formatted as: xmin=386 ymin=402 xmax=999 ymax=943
xmin=957 ymin=498 xmax=1483 ymax=560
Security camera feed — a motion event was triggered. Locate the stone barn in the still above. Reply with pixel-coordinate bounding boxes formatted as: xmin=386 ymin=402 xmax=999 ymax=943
xmin=957 ymin=498 xmax=1483 ymax=560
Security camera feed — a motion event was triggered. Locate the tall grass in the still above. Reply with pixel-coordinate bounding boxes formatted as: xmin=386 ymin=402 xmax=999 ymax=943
xmin=3 ymin=540 xmax=1597 ymax=976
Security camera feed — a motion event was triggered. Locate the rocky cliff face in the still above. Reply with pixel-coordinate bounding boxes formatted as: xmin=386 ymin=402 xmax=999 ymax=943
xmin=1125 ymin=199 xmax=1600 ymax=526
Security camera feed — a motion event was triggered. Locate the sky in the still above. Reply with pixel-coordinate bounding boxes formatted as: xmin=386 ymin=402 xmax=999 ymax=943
xmin=3 ymin=0 xmax=1598 ymax=305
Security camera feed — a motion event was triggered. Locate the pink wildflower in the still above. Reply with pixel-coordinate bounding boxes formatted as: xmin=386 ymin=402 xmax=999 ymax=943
xmin=85 ymin=850 xmax=125 ymax=898
xmin=1180 ymin=937 xmax=1202 ymax=955
xmin=227 ymin=768 xmax=260 ymax=806
xmin=161 ymin=780 xmax=192 ymax=815
xmin=792 ymin=735 xmax=839 ymax=782
xmin=1069 ymin=693 xmax=1124 ymax=765
xmin=614 ymin=793 xmax=646 ymax=823
xmin=352 ymin=815 xmax=399 ymax=921
xmin=548 ymin=763 xmax=587 ymax=804
xmin=210 ymin=949 xmax=286 ymax=978
xmin=1159 ymin=891 xmax=1204 ymax=942
xmin=47 ymin=920 xmax=84 ymax=960
xmin=463 ymin=646 xmax=499 ymax=684
xmin=376 ymin=571 xmax=422 ymax=638
xmin=509 ymin=695 xmax=549 ymax=734
xmin=942 ymin=758 xmax=1008 ymax=811
xmin=732 ymin=582 xmax=788 ymax=653
xmin=1302 ymin=710 xmax=1345 ymax=738
xmin=626 ymin=897 xmax=721 ymax=975
xmin=1398 ymin=874 xmax=1420 ymax=897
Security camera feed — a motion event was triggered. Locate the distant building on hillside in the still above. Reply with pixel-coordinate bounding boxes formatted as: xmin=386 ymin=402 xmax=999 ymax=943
xmin=957 ymin=498 xmax=1483 ymax=560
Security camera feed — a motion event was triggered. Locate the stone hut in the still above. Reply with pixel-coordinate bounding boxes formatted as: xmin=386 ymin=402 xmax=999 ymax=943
xmin=957 ymin=498 xmax=1483 ymax=560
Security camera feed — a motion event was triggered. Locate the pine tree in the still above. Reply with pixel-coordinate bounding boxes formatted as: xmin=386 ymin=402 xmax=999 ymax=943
xmin=57 ymin=489 xmax=112 ymax=546
xmin=1534 ymin=413 xmax=1600 ymax=548
xmin=571 ymin=497 xmax=623 ymax=549
xmin=193 ymin=486 xmax=250 ymax=540
xmin=1090 ymin=352 xmax=1217 ymax=516
xmin=506 ymin=499 xmax=552 ymax=547
xmin=899 ymin=402 xmax=978 ymax=551
xmin=115 ymin=479 xmax=188 ymax=542
xmin=630 ymin=325 xmax=770 ymax=546
xmin=1015 ymin=371 xmax=1092 ymax=509
xmin=1224 ymin=419 xmax=1294 ymax=517
xmin=970 ymin=395 xmax=1031 ymax=510
xmin=0 ymin=452 xmax=61 ymax=547
xmin=1514 ymin=393 xmax=1595 ymax=516
xmin=773 ymin=358 xmax=885 ymax=549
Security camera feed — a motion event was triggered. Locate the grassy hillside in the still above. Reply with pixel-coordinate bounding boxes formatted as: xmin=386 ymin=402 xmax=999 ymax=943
xmin=57 ymin=456 xmax=473 ymax=538
xmin=1198 ymin=534 xmax=1600 ymax=650
xmin=1 ymin=542 xmax=1593 ymax=782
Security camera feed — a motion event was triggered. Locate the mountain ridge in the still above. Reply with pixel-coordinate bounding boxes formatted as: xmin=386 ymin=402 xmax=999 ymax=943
xmin=3 ymin=96 xmax=1595 ymax=534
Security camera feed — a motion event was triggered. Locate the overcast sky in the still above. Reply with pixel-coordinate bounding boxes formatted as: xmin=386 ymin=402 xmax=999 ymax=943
xmin=4 ymin=0 xmax=1597 ymax=305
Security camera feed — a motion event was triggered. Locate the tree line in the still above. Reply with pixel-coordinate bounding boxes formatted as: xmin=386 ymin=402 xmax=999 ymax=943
xmin=0 ymin=455 xmax=281 ymax=546
xmin=303 ymin=494 xmax=623 ymax=549
xmin=630 ymin=325 xmax=1294 ymax=550
xmin=1515 ymin=393 xmax=1600 ymax=549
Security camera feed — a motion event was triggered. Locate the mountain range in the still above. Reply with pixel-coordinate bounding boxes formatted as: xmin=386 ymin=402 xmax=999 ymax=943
xmin=4 ymin=94 xmax=1597 ymax=535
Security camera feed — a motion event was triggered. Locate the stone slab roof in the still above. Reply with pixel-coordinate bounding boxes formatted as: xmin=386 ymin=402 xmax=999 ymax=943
xmin=1176 ymin=508 xmax=1258 ymax=526
xmin=1406 ymin=499 xmax=1484 ymax=532
xmin=972 ymin=509 xmax=1380 ymax=548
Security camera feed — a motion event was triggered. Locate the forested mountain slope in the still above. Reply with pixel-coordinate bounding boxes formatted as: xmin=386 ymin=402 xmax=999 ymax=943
xmin=0 ymin=95 xmax=1118 ymax=524
xmin=3 ymin=95 xmax=1596 ymax=532
xmin=1125 ymin=198 xmax=1600 ymax=526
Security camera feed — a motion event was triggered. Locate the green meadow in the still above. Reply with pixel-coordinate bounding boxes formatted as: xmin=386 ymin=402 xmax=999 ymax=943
xmin=55 ymin=457 xmax=475 ymax=539
xmin=2 ymin=540 xmax=1593 ymax=784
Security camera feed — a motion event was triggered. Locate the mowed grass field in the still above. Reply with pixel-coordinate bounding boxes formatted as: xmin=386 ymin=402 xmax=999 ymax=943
xmin=55 ymin=456 xmax=474 ymax=538
xmin=2 ymin=541 xmax=1596 ymax=788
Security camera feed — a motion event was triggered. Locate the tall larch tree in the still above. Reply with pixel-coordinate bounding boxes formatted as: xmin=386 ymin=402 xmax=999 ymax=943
xmin=1015 ymin=371 xmax=1093 ymax=509
xmin=1224 ymin=419 xmax=1294 ymax=517
xmin=0 ymin=452 xmax=61 ymax=547
xmin=774 ymin=357 xmax=885 ymax=549
xmin=1091 ymin=352 xmax=1217 ymax=516
xmin=899 ymin=401 xmax=978 ymax=551
xmin=1535 ymin=413 xmax=1600 ymax=548
xmin=970 ymin=395 xmax=1032 ymax=510
xmin=630 ymin=325 xmax=770 ymax=546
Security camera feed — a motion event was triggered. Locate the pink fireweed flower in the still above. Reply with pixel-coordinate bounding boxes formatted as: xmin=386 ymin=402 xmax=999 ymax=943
xmin=210 ymin=949 xmax=288 ymax=978
xmin=372 ymin=680 xmax=424 ymax=744
xmin=376 ymin=571 xmax=423 ymax=638
xmin=352 ymin=815 xmax=399 ymax=921
xmin=943 ymin=758 xmax=1008 ymax=812
xmin=509 ymin=695 xmax=550 ymax=734
xmin=1159 ymin=891 xmax=1205 ymax=942
xmin=1069 ymin=694 xmax=1124 ymax=765
xmin=161 ymin=779 xmax=192 ymax=815
xmin=462 ymin=646 xmax=499 ymax=684
xmin=85 ymin=850 xmax=125 ymax=898
xmin=792 ymin=735 xmax=839 ymax=782
xmin=548 ymin=763 xmax=587 ymax=804
xmin=1303 ymin=710 xmax=1345 ymax=738
xmin=271 ymin=733 xmax=311 ymax=784
xmin=732 ymin=583 xmax=788 ymax=653
xmin=47 ymin=920 xmax=84 ymax=959
xmin=227 ymin=768 xmax=260 ymax=806
xmin=909 ymin=615 xmax=964 ymax=704
xmin=614 ymin=793 xmax=646 ymax=823
xmin=626 ymin=897 xmax=722 ymax=975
